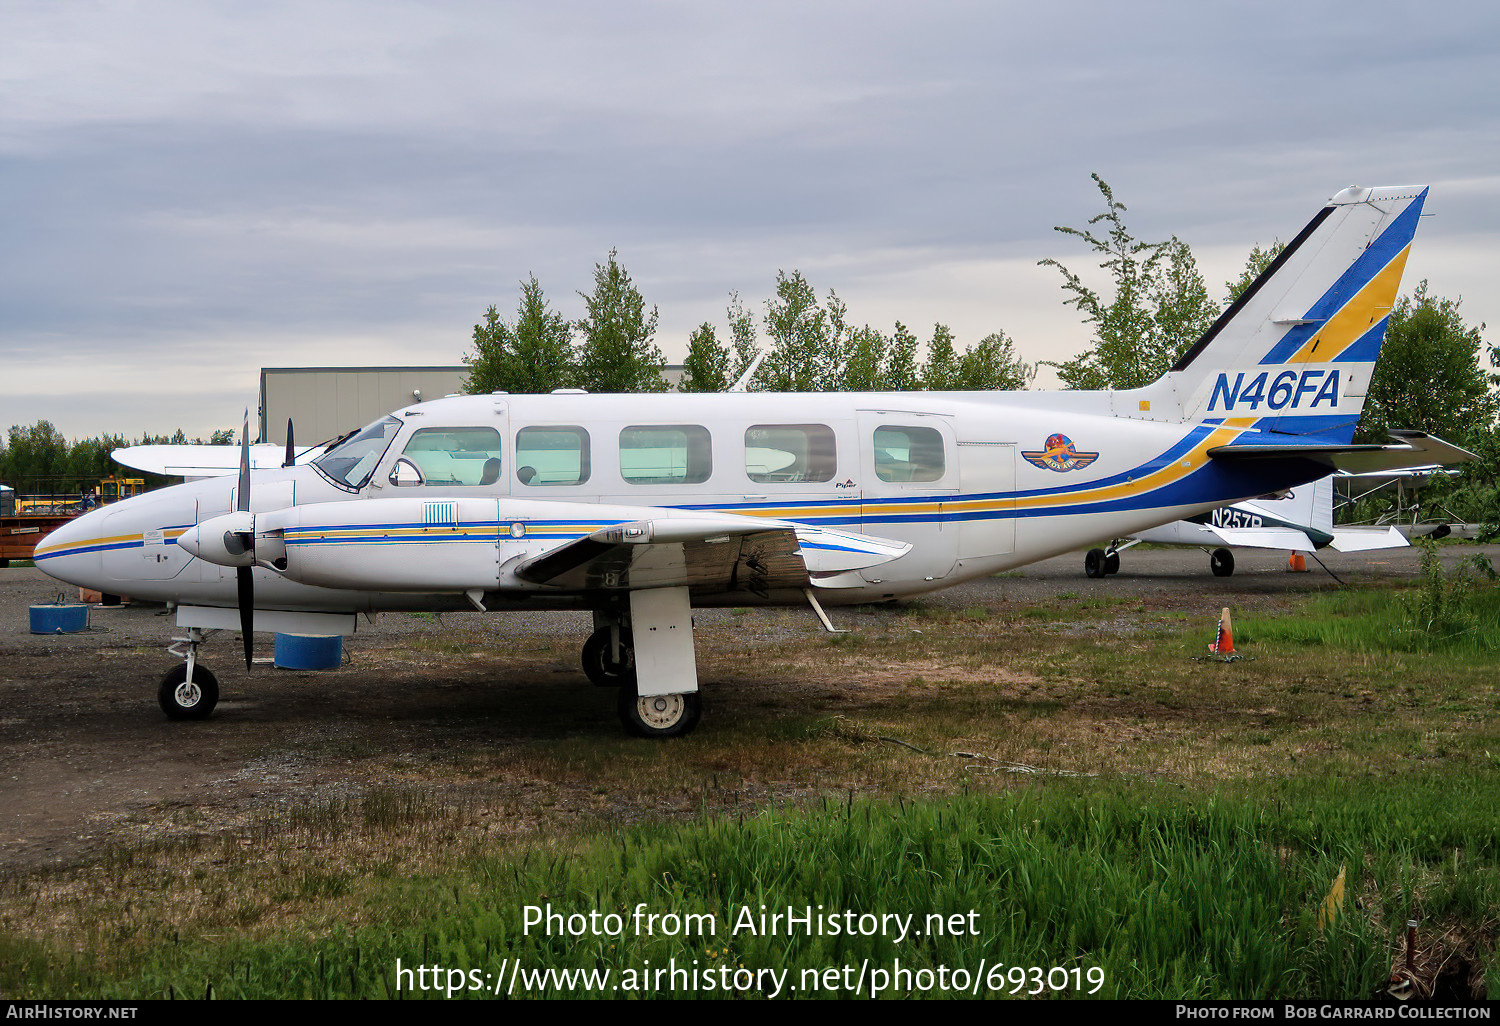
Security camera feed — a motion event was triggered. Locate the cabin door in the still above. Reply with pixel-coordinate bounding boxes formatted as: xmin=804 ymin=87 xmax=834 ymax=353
xmin=856 ymin=411 xmax=958 ymax=585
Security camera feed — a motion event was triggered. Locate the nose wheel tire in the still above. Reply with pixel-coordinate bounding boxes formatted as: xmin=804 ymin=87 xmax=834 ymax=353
xmin=158 ymin=664 xmax=219 ymax=720
xmin=582 ymin=629 xmax=636 ymax=687
xmin=618 ymin=684 xmax=701 ymax=738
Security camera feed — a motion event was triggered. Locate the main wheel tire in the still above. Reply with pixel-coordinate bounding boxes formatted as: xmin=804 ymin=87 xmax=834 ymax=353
xmin=158 ymin=664 xmax=219 ymax=720
xmin=618 ymin=684 xmax=702 ymax=738
xmin=1085 ymin=548 xmax=1107 ymax=578
xmin=1210 ymin=548 xmax=1235 ymax=577
xmin=582 ymin=628 xmax=636 ymax=687
xmin=1104 ymin=552 xmax=1121 ymax=575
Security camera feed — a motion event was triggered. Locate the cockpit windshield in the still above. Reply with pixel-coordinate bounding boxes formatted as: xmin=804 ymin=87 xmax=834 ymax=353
xmin=312 ymin=415 xmax=403 ymax=490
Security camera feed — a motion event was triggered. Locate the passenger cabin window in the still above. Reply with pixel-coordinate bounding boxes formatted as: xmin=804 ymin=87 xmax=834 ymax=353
xmin=744 ymin=424 xmax=836 ymax=483
xmin=873 ymin=425 xmax=945 ymax=483
xmin=516 ymin=426 xmax=590 ymax=486
xmin=396 ymin=427 xmax=503 ymax=486
xmin=619 ymin=425 xmax=712 ymax=484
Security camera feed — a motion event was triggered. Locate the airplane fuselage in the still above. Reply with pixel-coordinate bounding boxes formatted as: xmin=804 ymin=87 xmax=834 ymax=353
xmin=37 ymin=388 xmax=1321 ymax=612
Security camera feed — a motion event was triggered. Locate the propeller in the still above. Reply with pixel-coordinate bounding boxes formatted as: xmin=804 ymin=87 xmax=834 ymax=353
xmin=236 ymin=413 xmax=254 ymax=671
xmin=283 ymin=418 xmax=295 ymax=468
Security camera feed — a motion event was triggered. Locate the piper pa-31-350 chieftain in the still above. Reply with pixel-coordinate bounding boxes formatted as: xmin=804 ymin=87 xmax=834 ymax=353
xmin=36 ymin=184 xmax=1466 ymax=737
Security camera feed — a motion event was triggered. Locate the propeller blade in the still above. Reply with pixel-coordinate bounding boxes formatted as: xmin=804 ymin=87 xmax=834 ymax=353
xmin=237 ymin=411 xmax=251 ymax=513
xmin=284 ymin=418 xmax=295 ymax=468
xmin=237 ymin=565 xmax=254 ymax=670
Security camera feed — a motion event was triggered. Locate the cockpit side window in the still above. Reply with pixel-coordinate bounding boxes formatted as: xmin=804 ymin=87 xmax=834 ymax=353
xmin=398 ymin=427 xmax=504 ymax=486
xmin=312 ymin=415 xmax=403 ymax=490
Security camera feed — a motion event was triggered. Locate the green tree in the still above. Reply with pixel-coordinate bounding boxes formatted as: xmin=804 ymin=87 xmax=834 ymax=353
xmin=1224 ymin=241 xmax=1284 ymax=304
xmin=920 ymin=323 xmax=961 ymax=390
xmin=1 ymin=421 xmax=68 ymax=481
xmin=885 ymin=321 xmax=921 ymax=390
xmin=956 ymin=330 xmax=1035 ymax=390
xmin=725 ymin=291 xmax=760 ymax=386
xmin=464 ymin=275 xmax=575 ymax=394
xmin=1357 ymin=281 xmax=1496 ymax=445
xmin=759 ymin=271 xmax=851 ymax=391
xmin=842 ymin=325 xmax=890 ymax=391
xmin=1041 ymin=174 xmax=1218 ymax=390
xmin=678 ymin=322 xmax=730 ymax=393
xmin=575 ymin=250 xmax=666 ymax=393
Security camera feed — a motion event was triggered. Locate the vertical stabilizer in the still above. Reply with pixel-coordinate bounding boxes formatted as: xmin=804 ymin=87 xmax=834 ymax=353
xmin=1125 ymin=186 xmax=1427 ymax=443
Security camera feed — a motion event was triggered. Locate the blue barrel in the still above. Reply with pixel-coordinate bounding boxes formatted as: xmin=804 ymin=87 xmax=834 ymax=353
xmin=30 ymin=604 xmax=90 ymax=634
xmin=274 ymin=633 xmax=343 ymax=670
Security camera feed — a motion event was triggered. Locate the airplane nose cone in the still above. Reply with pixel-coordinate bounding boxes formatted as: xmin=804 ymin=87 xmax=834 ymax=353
xmin=31 ymin=508 xmax=108 ymax=589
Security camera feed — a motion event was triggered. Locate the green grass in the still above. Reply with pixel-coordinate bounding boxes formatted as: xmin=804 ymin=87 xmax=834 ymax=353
xmin=4 ymin=774 xmax=1495 ymax=999
xmin=1244 ymin=588 xmax=1500 ymax=655
xmin=5 ymin=574 xmax=1500 ymax=999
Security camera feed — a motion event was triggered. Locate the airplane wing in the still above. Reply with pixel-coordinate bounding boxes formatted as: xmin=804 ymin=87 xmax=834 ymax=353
xmin=113 ymin=443 xmax=319 ymax=479
xmin=514 ymin=517 xmax=910 ymax=595
xmin=1207 ymin=431 xmax=1474 ymax=475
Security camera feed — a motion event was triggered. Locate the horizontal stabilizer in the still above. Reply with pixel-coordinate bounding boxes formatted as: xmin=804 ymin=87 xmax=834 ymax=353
xmin=1208 ymin=432 xmax=1475 ymax=475
xmin=1202 ymin=526 xmax=1317 ymax=553
xmin=1328 ymin=527 xmax=1408 ymax=553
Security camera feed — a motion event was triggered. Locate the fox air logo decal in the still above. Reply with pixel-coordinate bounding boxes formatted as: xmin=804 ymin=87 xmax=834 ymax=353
xmin=1022 ymin=433 xmax=1099 ymax=472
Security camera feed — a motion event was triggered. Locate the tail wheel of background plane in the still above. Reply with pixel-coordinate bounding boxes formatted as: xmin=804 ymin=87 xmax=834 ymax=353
xmin=1084 ymin=548 xmax=1107 ymax=578
xmin=1210 ymin=548 xmax=1235 ymax=577
xmin=618 ymin=685 xmax=701 ymax=739
xmin=157 ymin=663 xmax=219 ymax=720
xmin=581 ymin=628 xmax=636 ymax=687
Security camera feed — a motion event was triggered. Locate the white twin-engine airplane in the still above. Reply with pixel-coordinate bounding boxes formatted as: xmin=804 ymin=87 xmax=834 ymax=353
xmin=36 ymin=185 xmax=1465 ymax=737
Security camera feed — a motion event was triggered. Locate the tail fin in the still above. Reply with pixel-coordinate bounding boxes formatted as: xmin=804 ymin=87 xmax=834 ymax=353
xmin=1126 ymin=185 xmax=1428 ymax=443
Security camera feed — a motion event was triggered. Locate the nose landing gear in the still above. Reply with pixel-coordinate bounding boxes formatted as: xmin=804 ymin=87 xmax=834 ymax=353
xmin=160 ymin=627 xmax=219 ymax=719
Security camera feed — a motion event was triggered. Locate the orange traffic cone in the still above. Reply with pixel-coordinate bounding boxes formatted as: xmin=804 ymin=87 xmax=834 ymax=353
xmin=1208 ymin=607 xmax=1238 ymax=660
xmin=1287 ymin=552 xmax=1308 ymax=572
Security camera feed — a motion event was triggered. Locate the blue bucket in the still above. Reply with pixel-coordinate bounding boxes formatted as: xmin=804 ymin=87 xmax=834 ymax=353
xmin=274 ymin=633 xmax=343 ymax=670
xmin=30 ymin=604 xmax=90 ymax=634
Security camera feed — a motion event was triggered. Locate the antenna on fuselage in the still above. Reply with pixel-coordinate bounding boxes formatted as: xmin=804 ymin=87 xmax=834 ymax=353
xmin=726 ymin=350 xmax=767 ymax=393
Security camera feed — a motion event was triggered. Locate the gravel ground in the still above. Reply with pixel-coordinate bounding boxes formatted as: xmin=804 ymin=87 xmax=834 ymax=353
xmin=1 ymin=542 xmax=1494 ymax=870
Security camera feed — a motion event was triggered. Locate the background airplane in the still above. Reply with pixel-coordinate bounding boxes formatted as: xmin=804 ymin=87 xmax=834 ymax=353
xmin=34 ymin=184 xmax=1463 ymax=737
xmin=1081 ymin=457 xmax=1469 ymax=577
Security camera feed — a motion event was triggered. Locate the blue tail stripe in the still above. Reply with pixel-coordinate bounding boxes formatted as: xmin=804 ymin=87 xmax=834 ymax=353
xmin=1259 ymin=188 xmax=1427 ymax=366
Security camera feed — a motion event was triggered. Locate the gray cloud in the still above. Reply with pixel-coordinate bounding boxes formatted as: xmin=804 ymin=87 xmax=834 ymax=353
xmin=3 ymin=1 xmax=1498 ymax=438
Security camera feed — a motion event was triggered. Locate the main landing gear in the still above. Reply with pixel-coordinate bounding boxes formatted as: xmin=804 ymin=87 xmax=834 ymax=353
xmin=159 ymin=627 xmax=220 ymax=720
xmin=1084 ymin=547 xmax=1121 ymax=579
xmin=585 ymin=590 xmax=703 ymax=738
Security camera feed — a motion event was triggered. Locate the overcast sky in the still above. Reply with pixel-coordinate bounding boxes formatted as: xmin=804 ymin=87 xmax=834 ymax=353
xmin=3 ymin=0 xmax=1498 ymax=441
